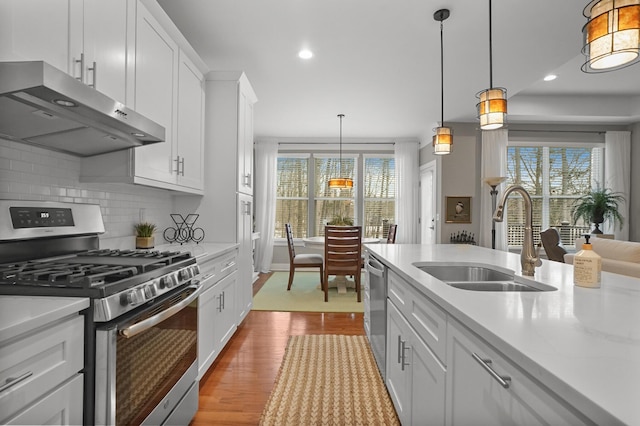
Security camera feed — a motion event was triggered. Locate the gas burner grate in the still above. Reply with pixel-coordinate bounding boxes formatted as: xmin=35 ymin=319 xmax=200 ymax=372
xmin=0 ymin=261 xmax=140 ymax=287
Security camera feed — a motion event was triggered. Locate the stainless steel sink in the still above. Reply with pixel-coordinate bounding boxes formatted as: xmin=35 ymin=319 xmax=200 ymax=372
xmin=447 ymin=281 xmax=541 ymax=292
xmin=413 ymin=263 xmax=556 ymax=292
xmin=418 ymin=265 xmax=513 ymax=282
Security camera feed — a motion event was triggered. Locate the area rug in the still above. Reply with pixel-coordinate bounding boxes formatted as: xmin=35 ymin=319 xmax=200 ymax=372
xmin=259 ymin=335 xmax=399 ymax=426
xmin=252 ymin=272 xmax=364 ymax=313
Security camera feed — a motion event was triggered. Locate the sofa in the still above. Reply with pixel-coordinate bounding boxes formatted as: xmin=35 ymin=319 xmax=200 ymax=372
xmin=564 ymin=237 xmax=640 ymax=278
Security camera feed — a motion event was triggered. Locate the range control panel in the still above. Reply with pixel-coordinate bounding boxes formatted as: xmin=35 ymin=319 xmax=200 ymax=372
xmin=10 ymin=206 xmax=75 ymax=228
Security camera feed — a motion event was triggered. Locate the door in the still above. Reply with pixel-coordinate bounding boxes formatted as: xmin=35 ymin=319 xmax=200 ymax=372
xmin=420 ymin=160 xmax=437 ymax=244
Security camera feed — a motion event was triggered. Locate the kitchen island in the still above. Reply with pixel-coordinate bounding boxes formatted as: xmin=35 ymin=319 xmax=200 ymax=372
xmin=365 ymin=243 xmax=639 ymax=426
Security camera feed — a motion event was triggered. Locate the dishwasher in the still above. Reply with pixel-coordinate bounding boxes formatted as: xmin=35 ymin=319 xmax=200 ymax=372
xmin=365 ymin=252 xmax=387 ymax=380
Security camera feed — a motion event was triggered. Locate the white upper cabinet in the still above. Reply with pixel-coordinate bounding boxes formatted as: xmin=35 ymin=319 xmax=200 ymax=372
xmin=80 ymin=0 xmax=206 ymax=194
xmin=69 ymin=0 xmax=133 ymax=104
xmin=237 ymin=87 xmax=255 ymax=195
xmin=0 ymin=0 xmax=72 ymax=75
xmin=132 ymin=1 xmax=178 ymax=185
xmin=175 ymin=51 xmax=205 ymax=190
xmin=0 ymin=0 xmax=132 ymax=105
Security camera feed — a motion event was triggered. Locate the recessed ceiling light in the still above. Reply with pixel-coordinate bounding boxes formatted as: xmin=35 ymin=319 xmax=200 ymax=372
xmin=543 ymin=74 xmax=557 ymax=82
xmin=298 ymin=49 xmax=313 ymax=59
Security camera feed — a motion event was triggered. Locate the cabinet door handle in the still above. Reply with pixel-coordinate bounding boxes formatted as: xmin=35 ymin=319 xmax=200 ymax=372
xmin=174 ymin=156 xmax=181 ymax=174
xmin=87 ymin=61 xmax=97 ymax=88
xmin=75 ymin=53 xmax=85 ymax=83
xmin=397 ymin=335 xmax=403 ymax=364
xmin=0 ymin=371 xmax=33 ymax=393
xmin=217 ymin=293 xmax=223 ymax=312
xmin=221 ymin=261 xmax=236 ymax=274
xmin=472 ymin=352 xmax=511 ymax=389
xmin=180 ymin=157 xmax=185 ymax=176
xmin=401 ymin=340 xmax=410 ymax=371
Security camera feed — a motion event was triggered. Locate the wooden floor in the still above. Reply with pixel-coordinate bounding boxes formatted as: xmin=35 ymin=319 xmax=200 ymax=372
xmin=190 ymin=273 xmax=365 ymax=425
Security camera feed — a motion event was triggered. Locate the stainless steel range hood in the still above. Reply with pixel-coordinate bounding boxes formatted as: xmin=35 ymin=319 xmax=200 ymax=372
xmin=0 ymin=61 xmax=165 ymax=157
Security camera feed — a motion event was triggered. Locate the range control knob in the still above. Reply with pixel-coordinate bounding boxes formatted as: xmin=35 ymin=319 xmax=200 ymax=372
xmin=159 ymin=276 xmax=169 ymax=289
xmin=127 ymin=288 xmax=145 ymax=306
xmin=144 ymin=283 xmax=157 ymax=298
xmin=179 ymin=268 xmax=191 ymax=281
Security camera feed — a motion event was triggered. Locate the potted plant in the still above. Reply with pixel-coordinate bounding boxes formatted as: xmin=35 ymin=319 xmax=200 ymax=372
xmin=327 ymin=215 xmax=354 ymax=226
xmin=571 ymin=186 xmax=625 ymax=234
xmin=134 ymin=222 xmax=157 ymax=249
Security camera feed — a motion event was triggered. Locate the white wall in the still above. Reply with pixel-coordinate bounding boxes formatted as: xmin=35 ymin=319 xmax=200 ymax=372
xmin=419 ymin=123 xmax=480 ymax=244
xmin=0 ymin=139 xmax=175 ymax=248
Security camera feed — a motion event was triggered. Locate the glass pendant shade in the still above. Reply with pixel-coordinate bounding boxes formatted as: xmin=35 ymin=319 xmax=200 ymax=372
xmin=432 ymin=126 xmax=453 ymax=155
xmin=328 ymin=113 xmax=353 ymax=189
xmin=433 ymin=9 xmax=452 ymax=155
xmin=328 ymin=177 xmax=354 ymax=189
xmin=476 ymin=87 xmax=507 ymax=130
xmin=582 ymin=0 xmax=640 ymax=72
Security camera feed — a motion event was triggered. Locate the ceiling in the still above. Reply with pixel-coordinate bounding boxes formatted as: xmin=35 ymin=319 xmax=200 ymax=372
xmin=157 ymin=0 xmax=640 ymax=142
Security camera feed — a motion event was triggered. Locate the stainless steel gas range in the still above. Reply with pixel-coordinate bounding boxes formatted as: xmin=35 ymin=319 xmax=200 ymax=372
xmin=0 ymin=200 xmax=201 ymax=425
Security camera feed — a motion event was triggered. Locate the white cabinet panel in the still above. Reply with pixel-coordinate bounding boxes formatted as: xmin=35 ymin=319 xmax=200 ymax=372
xmin=197 ymin=249 xmax=239 ymax=379
xmin=176 ymin=50 xmax=204 ymax=190
xmin=446 ymin=319 xmax=591 ymax=426
xmin=73 ymin=0 xmax=131 ymax=104
xmin=4 ymin=374 xmax=83 ymax=426
xmin=80 ymin=1 xmax=205 ymax=194
xmin=133 ymin=1 xmax=177 ymax=184
xmin=0 ymin=0 xmax=71 ymax=74
xmin=0 ymin=315 xmax=84 ymax=424
xmin=386 ymin=300 xmax=446 ymax=426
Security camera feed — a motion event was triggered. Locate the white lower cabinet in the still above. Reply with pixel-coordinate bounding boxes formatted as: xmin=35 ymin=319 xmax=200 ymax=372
xmin=386 ymin=301 xmax=446 ymax=425
xmin=445 ymin=319 xmax=591 ymax=426
xmin=385 ymin=271 xmax=593 ymax=426
xmin=0 ymin=315 xmax=84 ymax=425
xmin=197 ymin=249 xmax=239 ymax=379
xmin=4 ymin=374 xmax=83 ymax=425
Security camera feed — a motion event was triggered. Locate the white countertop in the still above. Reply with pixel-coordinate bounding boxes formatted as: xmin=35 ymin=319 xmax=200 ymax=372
xmin=0 ymin=296 xmax=89 ymax=342
xmin=154 ymin=241 xmax=239 ymax=264
xmin=365 ymin=243 xmax=639 ymax=426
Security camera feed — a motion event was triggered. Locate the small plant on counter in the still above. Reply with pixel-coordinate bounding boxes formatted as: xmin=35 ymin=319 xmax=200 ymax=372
xmin=134 ymin=222 xmax=157 ymax=249
xmin=134 ymin=222 xmax=157 ymax=237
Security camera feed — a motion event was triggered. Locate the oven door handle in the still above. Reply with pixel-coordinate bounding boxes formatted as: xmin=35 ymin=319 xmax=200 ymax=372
xmin=119 ymin=285 xmax=200 ymax=338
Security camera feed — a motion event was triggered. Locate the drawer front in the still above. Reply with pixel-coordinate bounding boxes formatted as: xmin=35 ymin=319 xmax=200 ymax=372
xmin=387 ymin=270 xmax=410 ymax=312
xmin=198 ymin=249 xmax=239 ymax=292
xmin=5 ymin=373 xmax=83 ymax=426
xmin=406 ymin=284 xmax=447 ymax=365
xmin=388 ymin=269 xmax=447 ymax=364
xmin=0 ymin=315 xmax=84 ymax=423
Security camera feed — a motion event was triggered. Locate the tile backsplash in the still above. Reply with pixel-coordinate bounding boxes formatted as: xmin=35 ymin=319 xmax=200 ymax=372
xmin=0 ymin=139 xmax=175 ymax=249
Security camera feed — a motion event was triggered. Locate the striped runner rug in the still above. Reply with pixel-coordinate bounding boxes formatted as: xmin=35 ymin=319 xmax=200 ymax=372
xmin=259 ymin=335 xmax=399 ymax=425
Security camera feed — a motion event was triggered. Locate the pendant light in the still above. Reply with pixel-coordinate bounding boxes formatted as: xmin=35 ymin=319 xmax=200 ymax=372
xmin=328 ymin=114 xmax=353 ymax=189
xmin=582 ymin=0 xmax=640 ymax=73
xmin=433 ymin=8 xmax=453 ymax=155
xmin=476 ymin=0 xmax=507 ymax=130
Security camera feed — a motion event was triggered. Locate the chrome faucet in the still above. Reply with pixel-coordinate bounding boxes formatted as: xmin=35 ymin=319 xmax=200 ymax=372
xmin=493 ymin=185 xmax=541 ymax=276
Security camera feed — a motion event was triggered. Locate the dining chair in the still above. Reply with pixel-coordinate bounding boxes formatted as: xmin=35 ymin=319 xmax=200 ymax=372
xmin=324 ymin=225 xmax=362 ymax=302
xmin=386 ymin=224 xmax=398 ymax=244
xmin=539 ymin=227 xmax=567 ymax=263
xmin=285 ymin=223 xmax=324 ymax=290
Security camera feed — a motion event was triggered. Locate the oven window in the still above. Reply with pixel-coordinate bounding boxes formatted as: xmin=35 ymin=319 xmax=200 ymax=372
xmin=115 ymin=291 xmax=197 ymax=425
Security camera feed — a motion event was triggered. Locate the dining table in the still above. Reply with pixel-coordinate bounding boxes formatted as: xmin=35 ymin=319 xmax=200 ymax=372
xmin=302 ymin=236 xmax=380 ymax=294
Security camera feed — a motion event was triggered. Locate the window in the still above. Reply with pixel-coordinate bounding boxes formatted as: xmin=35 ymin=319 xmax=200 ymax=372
xmin=363 ymin=156 xmax=396 ymax=239
xmin=314 ymin=155 xmax=356 ymax=236
xmin=275 ymin=153 xmax=395 ymax=239
xmin=505 ymin=144 xmax=602 ymax=247
xmin=275 ymin=155 xmax=308 ymax=238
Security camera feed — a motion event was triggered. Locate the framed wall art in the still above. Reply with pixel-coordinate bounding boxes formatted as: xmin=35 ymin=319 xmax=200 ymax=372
xmin=445 ymin=196 xmax=471 ymax=223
